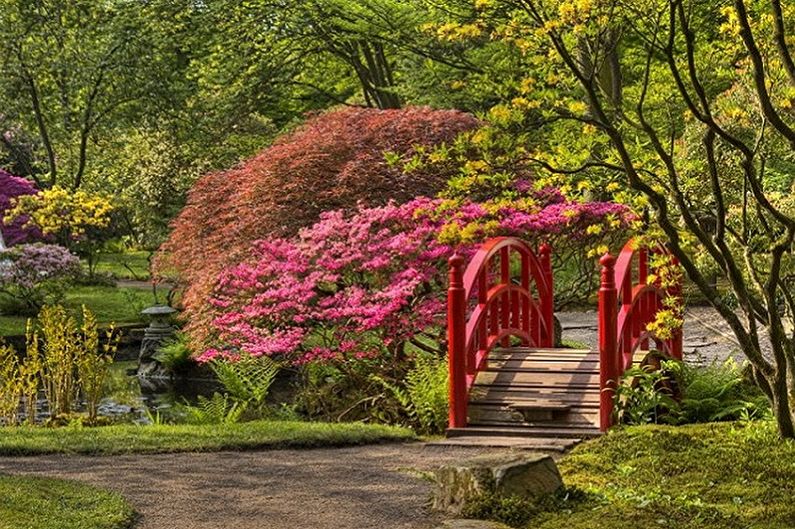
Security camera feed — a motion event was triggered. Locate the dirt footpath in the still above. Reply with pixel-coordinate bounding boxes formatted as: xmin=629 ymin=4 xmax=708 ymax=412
xmin=0 ymin=444 xmax=494 ymax=529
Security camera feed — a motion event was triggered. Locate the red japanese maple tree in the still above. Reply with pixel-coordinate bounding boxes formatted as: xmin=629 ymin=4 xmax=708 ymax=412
xmin=155 ymin=106 xmax=479 ymax=336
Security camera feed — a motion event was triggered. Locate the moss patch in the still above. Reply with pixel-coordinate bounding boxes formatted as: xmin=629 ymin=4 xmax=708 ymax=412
xmin=474 ymin=421 xmax=795 ymax=529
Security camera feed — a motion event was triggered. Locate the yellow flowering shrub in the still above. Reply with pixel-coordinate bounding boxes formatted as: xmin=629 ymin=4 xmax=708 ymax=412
xmin=5 ymin=187 xmax=115 ymax=274
xmin=5 ymin=186 xmax=113 ymax=242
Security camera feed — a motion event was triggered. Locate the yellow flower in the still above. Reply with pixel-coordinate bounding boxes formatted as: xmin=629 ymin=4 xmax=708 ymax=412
xmin=568 ymin=100 xmax=588 ymax=114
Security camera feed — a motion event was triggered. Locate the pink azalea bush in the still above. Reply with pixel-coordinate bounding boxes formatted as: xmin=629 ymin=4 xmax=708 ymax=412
xmin=0 ymin=243 xmax=80 ymax=314
xmin=0 ymin=170 xmax=40 ymax=246
xmin=202 ymin=193 xmax=631 ymax=366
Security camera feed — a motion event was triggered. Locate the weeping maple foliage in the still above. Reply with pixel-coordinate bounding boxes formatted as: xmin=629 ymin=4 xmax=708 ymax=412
xmin=155 ymin=106 xmax=480 ymax=335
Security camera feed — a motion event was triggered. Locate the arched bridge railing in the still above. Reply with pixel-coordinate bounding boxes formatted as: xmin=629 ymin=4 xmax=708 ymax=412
xmin=447 ymin=237 xmax=554 ymax=429
xmin=598 ymin=240 xmax=683 ymax=431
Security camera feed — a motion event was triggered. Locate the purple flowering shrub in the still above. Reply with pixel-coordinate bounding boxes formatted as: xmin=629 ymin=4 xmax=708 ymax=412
xmin=0 ymin=244 xmax=80 ymax=314
xmin=0 ymin=170 xmax=40 ymax=246
xmin=203 ymin=194 xmax=632 ymax=366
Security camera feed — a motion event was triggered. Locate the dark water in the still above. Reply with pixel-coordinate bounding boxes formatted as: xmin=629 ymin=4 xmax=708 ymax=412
xmin=97 ymin=361 xmax=220 ymax=423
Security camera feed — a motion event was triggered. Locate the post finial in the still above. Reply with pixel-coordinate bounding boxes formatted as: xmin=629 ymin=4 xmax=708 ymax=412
xmin=448 ymin=252 xmax=465 ymax=288
xmin=599 ymin=252 xmax=616 ymax=290
xmin=448 ymin=252 xmax=465 ymax=268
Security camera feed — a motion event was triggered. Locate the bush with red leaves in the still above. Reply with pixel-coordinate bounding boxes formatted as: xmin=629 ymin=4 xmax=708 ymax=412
xmin=155 ymin=106 xmax=479 ymax=340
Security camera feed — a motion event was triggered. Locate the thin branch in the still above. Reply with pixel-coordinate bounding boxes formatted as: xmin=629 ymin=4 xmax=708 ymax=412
xmin=770 ymin=0 xmax=795 ymax=86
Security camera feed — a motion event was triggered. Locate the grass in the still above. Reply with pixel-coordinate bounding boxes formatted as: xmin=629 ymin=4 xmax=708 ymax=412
xmin=0 ymin=284 xmax=159 ymax=336
xmin=0 ymin=420 xmax=415 ymax=456
xmin=90 ymin=251 xmax=152 ymax=281
xmin=0 ymin=475 xmax=135 ymax=529
xmin=472 ymin=421 xmax=795 ymax=529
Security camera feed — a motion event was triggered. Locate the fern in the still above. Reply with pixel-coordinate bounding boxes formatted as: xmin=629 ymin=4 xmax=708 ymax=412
xmin=210 ymin=354 xmax=280 ymax=418
xmin=668 ymin=358 xmax=769 ymax=423
xmin=373 ymin=353 xmax=448 ymax=435
xmin=183 ymin=393 xmax=245 ymax=425
xmin=153 ymin=332 xmax=195 ymax=374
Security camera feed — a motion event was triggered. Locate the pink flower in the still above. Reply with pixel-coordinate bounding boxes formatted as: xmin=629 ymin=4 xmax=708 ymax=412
xmin=206 ymin=193 xmax=630 ymax=366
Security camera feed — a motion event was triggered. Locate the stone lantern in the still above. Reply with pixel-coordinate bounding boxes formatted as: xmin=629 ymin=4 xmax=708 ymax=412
xmin=137 ymin=305 xmax=177 ymax=377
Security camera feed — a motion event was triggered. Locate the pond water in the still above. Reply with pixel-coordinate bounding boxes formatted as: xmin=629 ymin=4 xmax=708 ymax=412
xmin=22 ymin=361 xmax=216 ymax=425
xmin=97 ymin=361 xmax=220 ymax=423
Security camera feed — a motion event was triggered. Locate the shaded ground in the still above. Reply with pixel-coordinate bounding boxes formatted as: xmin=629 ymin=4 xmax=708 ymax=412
xmin=0 ymin=444 xmax=493 ymax=529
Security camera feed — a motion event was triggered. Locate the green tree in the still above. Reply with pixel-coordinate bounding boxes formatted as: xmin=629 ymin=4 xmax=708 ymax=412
xmin=0 ymin=0 xmax=158 ymax=189
xmin=457 ymin=0 xmax=795 ymax=436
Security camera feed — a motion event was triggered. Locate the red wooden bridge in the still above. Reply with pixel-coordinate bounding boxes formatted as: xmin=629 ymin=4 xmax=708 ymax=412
xmin=444 ymin=237 xmax=682 ymax=448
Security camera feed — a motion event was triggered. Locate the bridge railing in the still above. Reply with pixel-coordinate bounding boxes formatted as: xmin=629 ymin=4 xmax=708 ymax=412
xmin=447 ymin=237 xmax=554 ymax=429
xmin=598 ymin=240 xmax=683 ymax=431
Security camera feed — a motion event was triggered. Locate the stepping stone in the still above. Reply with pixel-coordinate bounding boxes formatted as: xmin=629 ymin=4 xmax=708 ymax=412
xmin=432 ymin=453 xmax=563 ymax=515
xmin=436 ymin=520 xmax=512 ymax=529
xmin=427 ymin=436 xmax=580 ymax=452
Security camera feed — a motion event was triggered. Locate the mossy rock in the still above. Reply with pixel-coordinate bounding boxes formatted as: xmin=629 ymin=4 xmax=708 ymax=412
xmin=433 ymin=453 xmax=563 ymax=515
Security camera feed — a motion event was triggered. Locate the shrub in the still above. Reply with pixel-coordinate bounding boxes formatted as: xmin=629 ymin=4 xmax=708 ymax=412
xmin=0 ymin=344 xmax=22 ymax=425
xmin=4 ymin=186 xmax=115 ymax=276
xmin=615 ymin=356 xmax=770 ymax=426
xmin=153 ymin=332 xmax=196 ymax=375
xmin=0 ymin=170 xmax=39 ymax=246
xmin=75 ymin=307 xmax=119 ymax=424
xmin=155 ymin=106 xmax=480 ymax=337
xmin=614 ymin=363 xmax=679 ymax=425
xmin=33 ymin=305 xmax=118 ymax=421
xmin=204 ymin=196 xmax=630 ymax=365
xmin=0 ymin=244 xmax=80 ymax=314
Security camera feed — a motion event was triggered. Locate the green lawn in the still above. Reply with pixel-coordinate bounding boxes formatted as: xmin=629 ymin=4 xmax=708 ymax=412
xmin=0 ymin=285 xmax=159 ymax=336
xmin=0 ymin=475 xmax=135 ymax=529
xmin=0 ymin=420 xmax=414 ymax=456
xmin=90 ymin=251 xmax=152 ymax=281
xmin=472 ymin=421 xmax=795 ymax=529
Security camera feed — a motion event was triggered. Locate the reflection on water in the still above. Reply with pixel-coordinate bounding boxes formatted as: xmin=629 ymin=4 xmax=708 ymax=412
xmin=100 ymin=360 xmax=219 ymax=423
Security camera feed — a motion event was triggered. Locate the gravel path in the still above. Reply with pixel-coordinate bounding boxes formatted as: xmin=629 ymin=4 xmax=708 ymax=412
xmin=0 ymin=444 xmax=496 ymax=529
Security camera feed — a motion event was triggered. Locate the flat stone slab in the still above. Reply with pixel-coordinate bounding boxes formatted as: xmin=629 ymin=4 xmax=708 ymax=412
xmin=427 ymin=436 xmax=580 ymax=452
xmin=433 ymin=453 xmax=563 ymax=514
xmin=436 ymin=520 xmax=513 ymax=529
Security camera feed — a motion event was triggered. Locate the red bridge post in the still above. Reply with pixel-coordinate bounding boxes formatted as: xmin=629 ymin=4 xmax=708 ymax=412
xmin=539 ymin=243 xmax=554 ymax=347
xmin=598 ymin=253 xmax=618 ymax=432
xmin=447 ymin=253 xmax=467 ymax=429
